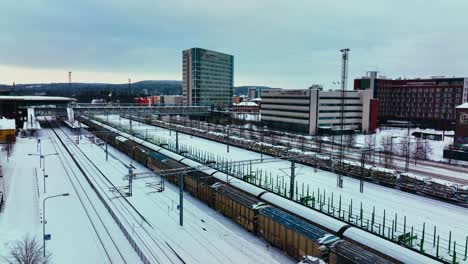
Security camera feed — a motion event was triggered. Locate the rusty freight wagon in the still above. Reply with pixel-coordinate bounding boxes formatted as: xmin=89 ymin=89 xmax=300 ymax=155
xmin=147 ymin=152 xmax=170 ymax=173
xmin=257 ymin=206 xmax=339 ymax=261
xmin=328 ymin=240 xmax=397 ymax=264
xmin=213 ymin=183 xmax=265 ymax=232
xmin=184 ymin=171 xmax=219 ymax=207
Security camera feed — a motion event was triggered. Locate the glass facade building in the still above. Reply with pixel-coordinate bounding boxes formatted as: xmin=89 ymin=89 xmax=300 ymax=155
xmin=182 ymin=48 xmax=234 ymax=108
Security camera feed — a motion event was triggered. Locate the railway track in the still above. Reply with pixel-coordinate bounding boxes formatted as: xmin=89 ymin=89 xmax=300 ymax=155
xmin=45 ymin=117 xmax=185 ymax=264
xmin=89 ymin=141 xmax=268 ymax=264
xmin=161 ymin=116 xmax=468 ymax=181
xmin=43 ymin=121 xmax=129 ymax=263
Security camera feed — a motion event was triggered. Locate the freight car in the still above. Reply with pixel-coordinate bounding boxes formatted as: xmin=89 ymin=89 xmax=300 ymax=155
xmin=342 ymin=227 xmax=440 ymax=264
xmin=328 ymin=240 xmax=397 ymax=264
xmin=257 ymin=206 xmax=339 ymax=261
xmin=186 ymin=172 xmax=219 ymax=208
xmin=80 ymin=117 xmax=442 ymax=264
xmin=212 ymin=183 xmax=265 ymax=232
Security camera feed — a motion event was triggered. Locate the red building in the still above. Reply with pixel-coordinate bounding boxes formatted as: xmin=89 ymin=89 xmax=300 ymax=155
xmin=134 ymin=97 xmax=150 ymax=105
xmin=454 ymin=103 xmax=468 ymax=147
xmin=354 ymin=74 xmax=468 ymax=129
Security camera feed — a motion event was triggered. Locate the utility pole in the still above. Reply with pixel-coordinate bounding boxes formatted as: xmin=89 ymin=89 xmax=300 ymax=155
xmin=176 ymin=131 xmax=179 ymax=152
xmin=360 ymin=150 xmax=367 ymax=193
xmin=405 ymin=121 xmax=411 ymax=173
xmin=179 ymin=173 xmax=184 ymax=226
xmin=290 ymin=160 xmax=296 ymax=200
xmin=128 ymin=166 xmax=134 ymax=197
xmin=105 ymin=136 xmax=109 ymax=162
xmin=226 ymin=125 xmax=230 ymax=153
xmin=128 ymin=78 xmax=132 ymax=97
xmin=68 ymin=71 xmax=72 ymax=96
xmin=337 ymin=48 xmax=350 ymax=189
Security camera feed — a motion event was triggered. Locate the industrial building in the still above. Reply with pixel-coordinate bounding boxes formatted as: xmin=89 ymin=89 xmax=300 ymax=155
xmin=354 ymin=72 xmax=468 ymax=129
xmin=182 ymin=47 xmax=234 ymax=109
xmin=260 ymin=88 xmax=377 ymax=135
xmin=0 ymin=117 xmax=15 ymax=142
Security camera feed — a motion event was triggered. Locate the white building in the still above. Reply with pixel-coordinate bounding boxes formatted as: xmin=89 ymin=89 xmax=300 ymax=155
xmin=160 ymin=95 xmax=184 ymax=106
xmin=261 ymin=88 xmax=374 ymax=135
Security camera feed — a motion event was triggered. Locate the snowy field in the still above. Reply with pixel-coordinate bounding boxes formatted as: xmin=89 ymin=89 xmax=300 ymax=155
xmin=1 ymin=123 xmax=295 ymax=263
xmin=97 ymin=115 xmax=468 ymax=262
xmin=0 ymin=132 xmax=140 ymax=263
xmin=356 ymin=127 xmax=456 ymax=162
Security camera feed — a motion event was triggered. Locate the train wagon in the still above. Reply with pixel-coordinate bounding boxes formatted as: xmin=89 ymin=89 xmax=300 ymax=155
xmin=212 ymin=183 xmax=265 ymax=232
xmin=328 ymin=240 xmax=399 ymax=264
xmin=257 ymin=206 xmax=339 ymax=260
xmin=342 ymin=227 xmax=440 ymax=264
xmin=185 ymin=171 xmax=219 ymax=208
xmin=147 ymin=152 xmax=170 ymax=173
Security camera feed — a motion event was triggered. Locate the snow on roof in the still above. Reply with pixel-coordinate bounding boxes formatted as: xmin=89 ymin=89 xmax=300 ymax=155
xmin=456 ymin=102 xmax=468 ymax=109
xmin=0 ymin=95 xmax=76 ymax=102
xmin=0 ymin=118 xmax=15 ymax=130
xmin=234 ymin=101 xmax=259 ymax=106
xmin=343 ymin=228 xmax=440 ymax=264
xmin=260 ymin=192 xmax=348 ymax=233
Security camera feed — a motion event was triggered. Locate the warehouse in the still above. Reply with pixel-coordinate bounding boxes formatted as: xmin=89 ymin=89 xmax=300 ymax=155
xmin=0 ymin=117 xmax=16 ymax=142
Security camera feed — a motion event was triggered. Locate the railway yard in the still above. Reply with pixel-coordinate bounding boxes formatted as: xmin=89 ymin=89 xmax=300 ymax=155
xmin=1 ymin=114 xmax=468 ymax=263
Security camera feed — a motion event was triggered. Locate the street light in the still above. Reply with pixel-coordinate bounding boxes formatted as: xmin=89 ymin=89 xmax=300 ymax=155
xmin=36 ymin=137 xmax=51 ymax=159
xmin=43 ymin=193 xmax=70 ymax=257
xmin=28 ymin=153 xmax=58 ymax=193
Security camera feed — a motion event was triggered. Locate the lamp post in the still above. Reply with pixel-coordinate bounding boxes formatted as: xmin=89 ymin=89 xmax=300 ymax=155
xmin=43 ymin=193 xmax=70 ymax=257
xmin=29 ymin=153 xmax=58 ymax=194
xmin=390 ymin=136 xmax=398 ymax=168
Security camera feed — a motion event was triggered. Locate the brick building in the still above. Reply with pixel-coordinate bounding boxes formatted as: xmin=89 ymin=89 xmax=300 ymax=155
xmin=454 ymin=103 xmax=468 ymax=147
xmin=354 ymin=73 xmax=468 ymax=129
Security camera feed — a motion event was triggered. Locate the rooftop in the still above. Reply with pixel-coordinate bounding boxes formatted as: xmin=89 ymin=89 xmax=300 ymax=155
xmin=0 ymin=95 xmax=76 ymax=102
xmin=0 ymin=118 xmax=15 ymax=130
xmin=234 ymin=101 xmax=259 ymax=107
xmin=456 ymin=102 xmax=468 ymax=109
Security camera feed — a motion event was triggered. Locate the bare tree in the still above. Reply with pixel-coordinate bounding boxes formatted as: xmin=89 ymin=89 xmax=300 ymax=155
xmin=364 ymin=134 xmax=376 ymax=164
xmin=399 ymin=137 xmax=409 ymax=156
xmin=344 ymin=133 xmax=357 ymax=152
xmin=412 ymin=138 xmax=425 ymax=165
xmin=380 ymin=135 xmax=394 ymax=168
xmin=422 ymin=140 xmax=433 ymax=161
xmin=315 ymin=135 xmax=323 ymax=153
xmin=2 ymin=235 xmax=51 ymax=264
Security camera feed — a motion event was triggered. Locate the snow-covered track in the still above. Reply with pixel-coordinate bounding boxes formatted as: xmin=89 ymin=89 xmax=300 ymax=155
xmin=46 ymin=117 xmax=184 ymax=264
xmin=44 ymin=122 xmax=131 ymax=263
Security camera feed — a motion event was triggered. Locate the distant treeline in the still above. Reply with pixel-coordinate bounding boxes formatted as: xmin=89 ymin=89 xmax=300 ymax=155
xmin=0 ymin=81 xmax=277 ymax=103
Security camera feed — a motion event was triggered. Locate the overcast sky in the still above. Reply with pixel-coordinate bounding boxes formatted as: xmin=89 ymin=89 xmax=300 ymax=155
xmin=1 ymin=0 xmax=467 ymax=88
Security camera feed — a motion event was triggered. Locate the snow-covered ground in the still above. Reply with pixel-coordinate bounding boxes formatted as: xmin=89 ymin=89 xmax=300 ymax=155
xmin=0 ymin=133 xmax=140 ymax=263
xmin=56 ymin=123 xmax=294 ymax=264
xmin=1 ymin=123 xmax=294 ymax=263
xmin=97 ymin=115 xmax=468 ymax=263
xmin=356 ymin=127 xmax=455 ymax=162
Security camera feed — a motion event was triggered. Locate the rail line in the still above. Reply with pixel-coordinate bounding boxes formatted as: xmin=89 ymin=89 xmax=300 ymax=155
xmin=76 ymin=122 xmax=292 ymax=264
xmin=46 ymin=117 xmax=185 ymax=264
xmin=43 ymin=121 xmax=127 ymax=263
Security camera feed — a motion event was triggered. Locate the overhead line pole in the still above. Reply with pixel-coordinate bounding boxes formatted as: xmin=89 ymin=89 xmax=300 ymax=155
xmin=338 ymin=48 xmax=350 ymax=189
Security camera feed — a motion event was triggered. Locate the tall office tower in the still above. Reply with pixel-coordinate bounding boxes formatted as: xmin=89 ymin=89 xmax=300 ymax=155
xmin=182 ymin=48 xmax=234 ymax=108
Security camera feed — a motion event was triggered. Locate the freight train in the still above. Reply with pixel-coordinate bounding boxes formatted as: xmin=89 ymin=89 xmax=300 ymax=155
xmin=81 ymin=117 xmax=441 ymax=264
xmin=137 ymin=115 xmax=468 ymax=205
